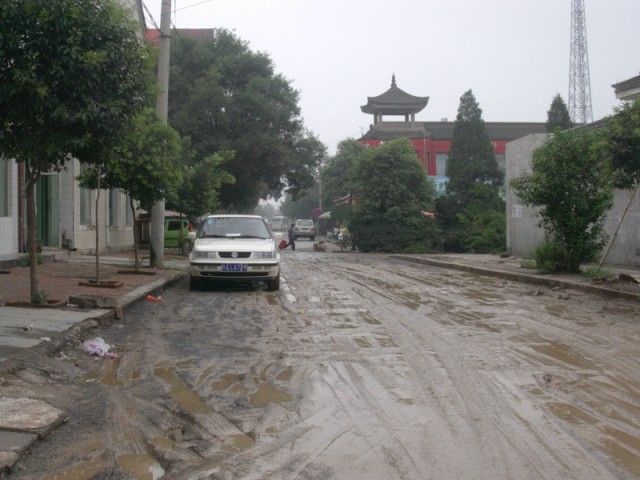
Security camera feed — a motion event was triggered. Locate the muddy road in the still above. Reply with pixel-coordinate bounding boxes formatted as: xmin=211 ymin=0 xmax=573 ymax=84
xmin=7 ymin=246 xmax=640 ymax=479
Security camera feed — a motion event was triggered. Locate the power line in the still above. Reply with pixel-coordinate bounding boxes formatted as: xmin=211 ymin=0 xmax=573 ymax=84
xmin=173 ymin=0 xmax=214 ymax=13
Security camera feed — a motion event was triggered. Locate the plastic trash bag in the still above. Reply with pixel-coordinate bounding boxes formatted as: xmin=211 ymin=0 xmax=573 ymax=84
xmin=82 ymin=337 xmax=116 ymax=358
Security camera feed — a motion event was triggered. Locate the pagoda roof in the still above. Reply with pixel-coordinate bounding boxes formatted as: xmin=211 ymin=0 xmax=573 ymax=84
xmin=361 ymin=75 xmax=429 ymax=115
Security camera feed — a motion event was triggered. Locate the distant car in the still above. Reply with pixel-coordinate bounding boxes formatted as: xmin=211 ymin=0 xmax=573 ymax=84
xmin=293 ymin=219 xmax=316 ymax=241
xmin=189 ymin=215 xmax=280 ymax=291
xmin=165 ymin=217 xmax=193 ymax=253
xmin=269 ymin=216 xmax=288 ymax=232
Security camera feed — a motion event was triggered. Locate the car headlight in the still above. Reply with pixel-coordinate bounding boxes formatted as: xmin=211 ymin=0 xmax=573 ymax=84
xmin=193 ymin=251 xmax=216 ymax=258
xmin=256 ymin=251 xmax=275 ymax=259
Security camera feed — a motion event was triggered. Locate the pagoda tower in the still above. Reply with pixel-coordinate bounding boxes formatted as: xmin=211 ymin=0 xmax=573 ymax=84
xmin=361 ymin=74 xmax=429 ymax=125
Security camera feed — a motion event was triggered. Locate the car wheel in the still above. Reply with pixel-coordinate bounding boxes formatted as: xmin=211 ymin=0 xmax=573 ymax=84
xmin=183 ymin=239 xmax=194 ymax=255
xmin=190 ymin=275 xmax=203 ymax=291
xmin=266 ymin=273 xmax=280 ymax=291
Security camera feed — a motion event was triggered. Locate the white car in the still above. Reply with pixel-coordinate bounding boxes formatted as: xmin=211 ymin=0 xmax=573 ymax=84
xmin=189 ymin=215 xmax=280 ymax=291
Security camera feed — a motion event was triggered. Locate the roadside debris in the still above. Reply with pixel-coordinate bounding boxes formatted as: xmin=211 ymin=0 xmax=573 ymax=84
xmin=82 ymin=337 xmax=118 ymax=358
xmin=145 ymin=294 xmax=163 ymax=303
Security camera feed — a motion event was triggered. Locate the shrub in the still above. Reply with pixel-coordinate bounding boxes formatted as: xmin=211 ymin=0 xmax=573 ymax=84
xmin=31 ymin=290 xmax=48 ymax=305
xmin=533 ymin=241 xmax=563 ymax=274
xmin=512 ymin=130 xmax=613 ymax=273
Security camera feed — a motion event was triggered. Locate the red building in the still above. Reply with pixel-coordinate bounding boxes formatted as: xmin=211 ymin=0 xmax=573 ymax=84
xmin=359 ymin=76 xmax=546 ymax=186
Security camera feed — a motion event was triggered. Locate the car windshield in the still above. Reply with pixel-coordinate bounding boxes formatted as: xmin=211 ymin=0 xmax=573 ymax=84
xmin=198 ymin=217 xmax=271 ymax=239
xmin=297 ymin=220 xmax=314 ymax=227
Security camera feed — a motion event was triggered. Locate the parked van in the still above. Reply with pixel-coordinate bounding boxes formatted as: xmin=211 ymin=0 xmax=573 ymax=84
xmin=269 ymin=216 xmax=288 ymax=232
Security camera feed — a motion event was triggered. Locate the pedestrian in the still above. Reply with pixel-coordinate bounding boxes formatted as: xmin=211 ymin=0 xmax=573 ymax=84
xmin=285 ymin=223 xmax=296 ymax=250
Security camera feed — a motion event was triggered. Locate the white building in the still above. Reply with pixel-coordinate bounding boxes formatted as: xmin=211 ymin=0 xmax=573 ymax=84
xmin=0 ymin=1 xmax=146 ymax=257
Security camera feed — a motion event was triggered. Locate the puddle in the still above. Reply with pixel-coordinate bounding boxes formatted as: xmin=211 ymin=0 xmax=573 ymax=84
xmin=602 ymin=426 xmax=640 ymax=452
xmin=250 ymin=383 xmax=293 ymax=407
xmin=175 ymin=358 xmax=196 ymax=369
xmin=229 ymin=433 xmax=253 ymax=450
xmin=359 ymin=312 xmax=381 ymax=325
xmin=153 ymin=365 xmax=210 ymax=415
xmin=99 ymin=357 xmax=122 ymax=386
xmin=151 ymin=435 xmax=174 ymax=450
xmin=600 ymin=438 xmax=640 ymax=477
xmin=545 ymin=304 xmax=568 ymax=316
xmin=530 ymin=343 xmax=593 ymax=369
xmin=211 ymin=373 xmax=243 ymax=391
xmin=266 ymin=295 xmax=278 ymax=306
xmin=117 ymin=454 xmax=165 ymax=480
xmin=548 ymin=402 xmax=598 ymax=425
xmin=276 ymin=366 xmax=293 ymax=381
xmin=376 ymin=336 xmax=397 ymax=348
xmin=43 ymin=459 xmax=108 ymax=480
xmin=354 ymin=337 xmax=372 ymax=348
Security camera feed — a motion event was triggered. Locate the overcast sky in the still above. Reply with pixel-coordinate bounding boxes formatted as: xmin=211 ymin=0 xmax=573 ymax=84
xmin=145 ymin=0 xmax=640 ymax=154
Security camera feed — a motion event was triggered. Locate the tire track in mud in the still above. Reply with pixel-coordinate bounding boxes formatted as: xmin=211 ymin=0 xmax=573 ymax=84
xmin=302 ymin=253 xmax=638 ymax=478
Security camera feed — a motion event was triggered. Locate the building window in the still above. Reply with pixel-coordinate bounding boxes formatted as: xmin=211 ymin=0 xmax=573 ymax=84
xmin=125 ymin=196 xmax=133 ymax=227
xmin=436 ymin=154 xmax=448 ymax=177
xmin=0 ymin=158 xmax=8 ymax=217
xmin=79 ymin=163 xmax=92 ymax=226
xmin=108 ymin=189 xmax=119 ymax=227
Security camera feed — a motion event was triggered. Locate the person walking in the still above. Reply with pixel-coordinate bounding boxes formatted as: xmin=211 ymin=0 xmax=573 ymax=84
xmin=285 ymin=223 xmax=296 ymax=250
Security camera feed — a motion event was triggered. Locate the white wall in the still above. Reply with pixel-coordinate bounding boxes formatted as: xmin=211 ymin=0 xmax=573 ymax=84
xmin=506 ymin=134 xmax=640 ymax=267
xmin=0 ymin=159 xmax=19 ymax=256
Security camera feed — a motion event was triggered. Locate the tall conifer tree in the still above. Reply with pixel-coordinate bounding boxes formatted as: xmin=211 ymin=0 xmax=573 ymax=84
xmin=446 ymin=90 xmax=500 ymax=192
xmin=546 ymin=94 xmax=573 ymax=132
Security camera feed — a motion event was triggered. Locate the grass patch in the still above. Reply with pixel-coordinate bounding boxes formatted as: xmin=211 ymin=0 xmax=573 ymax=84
xmin=582 ymin=265 xmax=614 ymax=280
xmin=520 ymin=258 xmax=537 ymax=269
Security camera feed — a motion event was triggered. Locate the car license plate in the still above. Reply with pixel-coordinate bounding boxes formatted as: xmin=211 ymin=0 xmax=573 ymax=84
xmin=222 ymin=264 xmax=248 ymax=272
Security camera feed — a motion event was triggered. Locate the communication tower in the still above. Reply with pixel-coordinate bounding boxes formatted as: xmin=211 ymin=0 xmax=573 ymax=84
xmin=568 ymin=0 xmax=593 ymax=123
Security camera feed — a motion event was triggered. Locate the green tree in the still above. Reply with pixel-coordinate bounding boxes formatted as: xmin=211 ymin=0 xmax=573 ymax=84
xmin=170 ymin=151 xmax=235 ymax=223
xmin=436 ymin=90 xmax=504 ymax=253
xmin=320 ymin=139 xmax=367 ymax=208
xmin=603 ymin=99 xmax=640 ymax=189
xmin=80 ymin=109 xmax=184 ymax=270
xmin=168 ymin=32 xmax=325 ymax=209
xmin=280 ymin=185 xmax=320 ymax=221
xmin=546 ymin=94 xmax=573 ymax=133
xmin=447 ymin=90 xmax=501 ymax=192
xmin=0 ymin=0 xmax=149 ymax=300
xmin=512 ymin=130 xmax=613 ymax=272
xmin=349 ymin=139 xmax=438 ymax=252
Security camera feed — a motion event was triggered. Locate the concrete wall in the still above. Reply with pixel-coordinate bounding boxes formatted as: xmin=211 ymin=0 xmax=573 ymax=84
xmin=68 ymin=159 xmax=133 ymax=254
xmin=0 ymin=159 xmax=19 ymax=256
xmin=506 ymin=133 xmax=640 ymax=267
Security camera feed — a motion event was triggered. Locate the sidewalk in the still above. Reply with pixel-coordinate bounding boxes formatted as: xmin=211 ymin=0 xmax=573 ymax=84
xmin=391 ymin=253 xmax=640 ymax=302
xmin=0 ymin=256 xmax=187 ymax=471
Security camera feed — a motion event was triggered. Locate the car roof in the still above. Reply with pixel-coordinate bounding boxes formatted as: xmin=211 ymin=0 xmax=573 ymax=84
xmin=205 ymin=214 xmax=263 ymax=219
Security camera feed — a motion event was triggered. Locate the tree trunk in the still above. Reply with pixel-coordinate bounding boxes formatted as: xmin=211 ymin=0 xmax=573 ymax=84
xmin=130 ymin=197 xmax=139 ymax=271
xmin=95 ymin=165 xmax=101 ymax=284
xmin=25 ymin=164 xmax=39 ymax=302
xmin=179 ymin=211 xmax=184 ymax=254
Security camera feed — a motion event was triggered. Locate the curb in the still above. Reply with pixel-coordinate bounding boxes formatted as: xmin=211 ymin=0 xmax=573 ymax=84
xmin=390 ymin=255 xmax=640 ymax=303
xmin=0 ymin=269 xmax=186 ymax=474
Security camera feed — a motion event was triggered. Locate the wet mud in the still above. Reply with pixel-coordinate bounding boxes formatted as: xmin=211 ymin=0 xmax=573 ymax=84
xmin=8 ymin=250 xmax=640 ymax=479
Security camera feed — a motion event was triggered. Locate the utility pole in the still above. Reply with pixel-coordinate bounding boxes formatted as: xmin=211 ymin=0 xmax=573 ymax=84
xmin=150 ymin=0 xmax=172 ymax=268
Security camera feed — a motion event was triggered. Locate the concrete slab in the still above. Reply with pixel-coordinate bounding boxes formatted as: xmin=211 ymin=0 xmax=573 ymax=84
xmin=0 ymin=430 xmax=38 ymax=469
xmin=0 ymin=397 xmax=65 ymax=435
